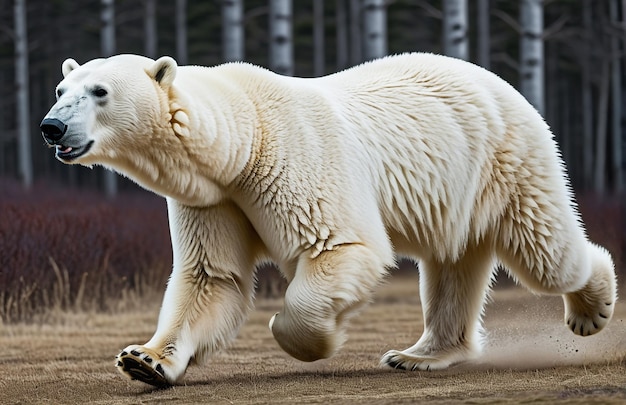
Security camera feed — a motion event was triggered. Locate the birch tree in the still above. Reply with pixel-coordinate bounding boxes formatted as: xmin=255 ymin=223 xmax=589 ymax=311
xmin=14 ymin=0 xmax=32 ymax=188
xmin=609 ymin=0 xmax=622 ymax=192
xmin=222 ymin=0 xmax=244 ymax=62
xmin=594 ymin=62 xmax=609 ymax=193
xmin=269 ymin=0 xmax=293 ymax=76
xmin=313 ymin=0 xmax=324 ymax=76
xmin=442 ymin=0 xmax=468 ymax=60
xmin=581 ymin=0 xmax=594 ymax=188
xmin=476 ymin=0 xmax=490 ymax=69
xmin=101 ymin=0 xmax=117 ymax=197
xmin=176 ymin=0 xmax=188 ymax=65
xmin=362 ymin=0 xmax=387 ymax=61
xmin=519 ymin=0 xmax=544 ymax=115
xmin=349 ymin=0 xmax=362 ymax=65
xmin=336 ymin=0 xmax=349 ymax=70
xmin=144 ymin=0 xmax=158 ymax=59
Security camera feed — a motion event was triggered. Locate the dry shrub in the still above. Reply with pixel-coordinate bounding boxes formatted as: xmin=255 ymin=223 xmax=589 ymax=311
xmin=0 ymin=179 xmax=172 ymax=323
xmin=578 ymin=193 xmax=625 ymax=275
xmin=0 ymin=178 xmax=286 ymax=324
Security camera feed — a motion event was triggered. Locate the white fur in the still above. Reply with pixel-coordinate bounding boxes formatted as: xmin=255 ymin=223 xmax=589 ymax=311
xmin=43 ymin=53 xmax=617 ymax=384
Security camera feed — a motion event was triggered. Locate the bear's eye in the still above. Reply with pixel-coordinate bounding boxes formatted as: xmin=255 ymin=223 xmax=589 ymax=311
xmin=56 ymin=88 xmax=64 ymax=98
xmin=92 ymin=87 xmax=108 ymax=98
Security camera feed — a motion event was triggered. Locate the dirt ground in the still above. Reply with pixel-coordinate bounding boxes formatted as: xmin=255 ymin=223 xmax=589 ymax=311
xmin=1 ymin=273 xmax=625 ymax=404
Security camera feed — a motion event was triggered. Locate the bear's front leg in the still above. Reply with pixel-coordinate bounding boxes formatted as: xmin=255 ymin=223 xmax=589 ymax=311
xmin=116 ymin=200 xmax=263 ymax=386
xmin=270 ymin=243 xmax=391 ymax=362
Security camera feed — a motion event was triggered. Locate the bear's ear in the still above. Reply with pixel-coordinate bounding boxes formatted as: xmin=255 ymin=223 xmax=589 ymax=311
xmin=62 ymin=58 xmax=80 ymax=78
xmin=146 ymin=56 xmax=177 ymax=89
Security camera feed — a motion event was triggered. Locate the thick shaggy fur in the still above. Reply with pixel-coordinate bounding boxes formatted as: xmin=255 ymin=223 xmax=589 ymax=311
xmin=42 ymin=53 xmax=616 ymax=385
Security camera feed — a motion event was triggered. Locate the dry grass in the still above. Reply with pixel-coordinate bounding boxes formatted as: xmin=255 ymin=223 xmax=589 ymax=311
xmin=1 ymin=274 xmax=625 ymax=404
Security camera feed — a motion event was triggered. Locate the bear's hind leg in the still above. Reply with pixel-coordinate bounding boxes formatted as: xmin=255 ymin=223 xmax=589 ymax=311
xmin=381 ymin=245 xmax=495 ymax=371
xmin=498 ymin=220 xmax=617 ymax=337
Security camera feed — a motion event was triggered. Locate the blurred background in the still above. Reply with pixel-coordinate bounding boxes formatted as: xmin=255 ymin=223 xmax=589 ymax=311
xmin=0 ymin=0 xmax=624 ymax=323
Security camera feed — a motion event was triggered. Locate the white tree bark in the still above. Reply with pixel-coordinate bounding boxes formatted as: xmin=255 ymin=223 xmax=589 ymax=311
xmin=101 ymin=0 xmax=117 ymax=197
xmin=362 ymin=0 xmax=387 ymax=61
xmin=442 ymin=0 xmax=468 ymax=60
xmin=144 ymin=0 xmax=158 ymax=59
xmin=101 ymin=0 xmax=115 ymax=56
xmin=14 ymin=0 xmax=32 ymax=188
xmin=222 ymin=0 xmax=244 ymax=62
xmin=313 ymin=0 xmax=324 ymax=76
xmin=269 ymin=0 xmax=293 ymax=76
xmin=519 ymin=0 xmax=544 ymax=115
xmin=476 ymin=0 xmax=490 ymax=69
xmin=176 ymin=0 xmax=188 ymax=65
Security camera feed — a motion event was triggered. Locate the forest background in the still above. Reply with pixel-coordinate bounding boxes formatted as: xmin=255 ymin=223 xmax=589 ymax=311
xmin=0 ymin=0 xmax=625 ymax=323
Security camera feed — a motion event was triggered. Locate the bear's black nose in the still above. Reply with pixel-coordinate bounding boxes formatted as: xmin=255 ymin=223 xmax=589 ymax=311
xmin=40 ymin=118 xmax=67 ymax=143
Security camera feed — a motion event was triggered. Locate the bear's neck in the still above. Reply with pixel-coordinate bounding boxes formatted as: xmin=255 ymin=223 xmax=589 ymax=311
xmin=112 ymin=83 xmax=257 ymax=207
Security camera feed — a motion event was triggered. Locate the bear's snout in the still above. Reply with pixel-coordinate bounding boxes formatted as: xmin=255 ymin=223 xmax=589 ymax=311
xmin=40 ymin=118 xmax=67 ymax=144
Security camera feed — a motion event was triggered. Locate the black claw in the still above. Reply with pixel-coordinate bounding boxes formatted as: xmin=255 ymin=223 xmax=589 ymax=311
xmin=386 ymin=359 xmax=406 ymax=370
xmin=121 ymin=351 xmax=128 ymax=357
xmin=593 ymin=321 xmax=598 ymax=329
xmin=144 ymin=356 xmax=153 ymax=364
xmin=156 ymin=363 xmax=165 ymax=376
xmin=599 ymin=313 xmax=608 ymax=319
xmin=570 ymin=323 xmax=576 ymax=333
xmin=605 ymin=302 xmax=612 ymax=306
xmin=579 ymin=324 xmax=584 ymax=335
xmin=117 ymin=361 xmax=123 ymax=367
xmin=426 ymin=365 xmax=431 ymax=371
xmin=130 ymin=350 xmax=142 ymax=357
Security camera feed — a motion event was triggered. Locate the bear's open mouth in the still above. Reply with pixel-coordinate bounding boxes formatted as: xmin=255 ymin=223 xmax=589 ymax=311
xmin=55 ymin=141 xmax=94 ymax=162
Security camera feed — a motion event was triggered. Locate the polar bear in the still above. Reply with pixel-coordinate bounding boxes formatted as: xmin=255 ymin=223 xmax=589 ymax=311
xmin=41 ymin=53 xmax=616 ymax=386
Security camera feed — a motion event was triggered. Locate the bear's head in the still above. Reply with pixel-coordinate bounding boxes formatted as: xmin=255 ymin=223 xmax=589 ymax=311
xmin=40 ymin=54 xmax=178 ymax=168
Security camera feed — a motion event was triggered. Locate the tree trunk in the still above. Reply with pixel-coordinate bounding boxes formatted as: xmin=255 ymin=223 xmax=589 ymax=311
xmin=442 ymin=0 xmax=468 ymax=60
xmin=144 ymin=0 xmax=158 ymax=59
xmin=594 ymin=61 xmax=610 ymax=193
xmin=336 ymin=0 xmax=349 ymax=70
xmin=581 ymin=0 xmax=594 ymax=189
xmin=349 ymin=0 xmax=361 ymax=65
xmin=176 ymin=0 xmax=188 ymax=65
xmin=313 ymin=0 xmax=325 ymax=76
xmin=14 ymin=0 xmax=32 ymax=188
xmin=560 ymin=74 xmax=572 ymax=181
xmin=476 ymin=0 xmax=490 ymax=69
xmin=222 ymin=0 xmax=244 ymax=62
xmin=101 ymin=0 xmax=117 ymax=197
xmin=609 ymin=0 xmax=623 ymax=192
xmin=362 ymin=0 xmax=386 ymax=61
xmin=269 ymin=0 xmax=293 ymax=76
xmin=101 ymin=0 xmax=116 ymax=56
xmin=519 ymin=0 xmax=544 ymax=115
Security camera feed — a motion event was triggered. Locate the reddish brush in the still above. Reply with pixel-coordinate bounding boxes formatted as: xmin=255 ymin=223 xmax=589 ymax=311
xmin=0 ymin=179 xmax=171 ymax=322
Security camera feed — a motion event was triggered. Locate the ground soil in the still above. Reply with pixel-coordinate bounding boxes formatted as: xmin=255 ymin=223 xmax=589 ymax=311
xmin=1 ymin=273 xmax=625 ymax=404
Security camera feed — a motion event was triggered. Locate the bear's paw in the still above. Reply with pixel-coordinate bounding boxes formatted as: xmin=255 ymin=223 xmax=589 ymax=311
xmin=380 ymin=350 xmax=455 ymax=371
xmin=563 ymin=243 xmax=616 ymax=337
xmin=116 ymin=345 xmax=171 ymax=388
